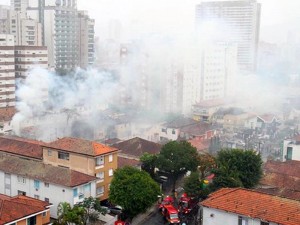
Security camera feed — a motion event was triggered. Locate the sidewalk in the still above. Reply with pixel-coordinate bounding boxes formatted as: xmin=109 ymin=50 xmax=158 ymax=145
xmin=131 ymin=205 xmax=157 ymax=225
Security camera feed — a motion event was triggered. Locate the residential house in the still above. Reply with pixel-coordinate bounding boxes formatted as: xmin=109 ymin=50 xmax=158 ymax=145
xmin=0 ymin=107 xmax=15 ymax=135
xmin=178 ymin=121 xmax=216 ymax=141
xmin=112 ymin=137 xmax=161 ymax=169
xmin=0 ymin=153 xmax=97 ymax=218
xmin=159 ymin=117 xmax=197 ymax=141
xmin=257 ymin=160 xmax=300 ymax=200
xmin=282 ymin=134 xmax=300 ymax=161
xmin=217 ymin=108 xmax=248 ymax=131
xmin=0 ymin=136 xmax=118 ymax=201
xmin=44 ymin=137 xmax=118 ymax=200
xmin=201 ymin=188 xmax=300 ymax=225
xmin=256 ymin=114 xmax=279 ymax=136
xmin=192 ymin=99 xmax=233 ymax=122
xmin=0 ymin=194 xmax=51 ymax=225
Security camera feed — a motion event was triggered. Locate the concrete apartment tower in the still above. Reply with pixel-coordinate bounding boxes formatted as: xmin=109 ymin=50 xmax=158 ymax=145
xmin=196 ymin=0 xmax=261 ymax=73
xmin=27 ymin=0 xmax=95 ymax=73
xmin=0 ymin=34 xmax=16 ymax=108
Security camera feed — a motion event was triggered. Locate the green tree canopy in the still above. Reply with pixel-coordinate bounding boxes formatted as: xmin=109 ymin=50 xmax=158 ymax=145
xmin=140 ymin=152 xmax=157 ymax=178
xmin=155 ymin=141 xmax=199 ymax=189
xmin=109 ymin=166 xmax=160 ymax=219
xmin=183 ymin=172 xmax=202 ymax=197
xmin=212 ymin=149 xmax=263 ymax=190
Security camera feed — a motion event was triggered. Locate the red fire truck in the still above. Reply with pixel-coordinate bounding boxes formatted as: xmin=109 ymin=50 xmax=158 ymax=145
xmin=158 ymin=195 xmax=174 ymax=211
xmin=161 ymin=204 xmax=180 ymax=224
xmin=178 ymin=193 xmax=198 ymax=214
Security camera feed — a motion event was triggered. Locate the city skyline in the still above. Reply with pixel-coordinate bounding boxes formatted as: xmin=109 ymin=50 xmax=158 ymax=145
xmin=0 ymin=0 xmax=299 ymax=43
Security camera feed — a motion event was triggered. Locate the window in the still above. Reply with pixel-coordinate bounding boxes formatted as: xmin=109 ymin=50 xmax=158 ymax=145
xmin=27 ymin=216 xmax=36 ymax=225
xmin=18 ymin=190 xmax=26 ymax=196
xmin=58 ymin=151 xmax=69 ymax=160
xmin=44 ymin=197 xmax=49 ymax=203
xmin=47 ymin=150 xmax=52 ymax=156
xmin=44 ymin=182 xmax=49 ymax=187
xmin=287 ymin=147 xmax=293 ymax=160
xmin=109 ymin=154 xmax=113 ymax=162
xmin=96 ymin=171 xmax=104 ymax=180
xmin=261 ymin=222 xmax=269 ymax=225
xmin=73 ymin=188 xmax=78 ymax=197
xmin=96 ymin=186 xmax=104 ymax=195
xmin=238 ymin=216 xmax=249 ymax=225
xmin=109 ymin=169 xmax=113 ymax=177
xmin=172 ymin=129 xmax=176 ymax=134
xmin=34 ymin=194 xmax=39 ymax=199
xmin=34 ymin=180 xmax=40 ymax=189
xmin=96 ymin=156 xmax=104 ymax=166
xmin=42 ymin=212 xmax=47 ymax=217
xmin=17 ymin=176 xmax=26 ymax=184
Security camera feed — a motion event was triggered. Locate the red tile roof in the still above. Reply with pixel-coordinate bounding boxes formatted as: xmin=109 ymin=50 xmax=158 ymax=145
xmin=257 ymin=114 xmax=277 ymax=123
xmin=118 ymin=156 xmax=141 ymax=169
xmin=201 ymin=188 xmax=300 ymax=225
xmin=0 ymin=194 xmax=50 ymax=224
xmin=0 ymin=153 xmax=97 ymax=187
xmin=0 ymin=136 xmax=44 ymax=160
xmin=112 ymin=137 xmax=161 ymax=158
xmin=46 ymin=137 xmax=118 ymax=157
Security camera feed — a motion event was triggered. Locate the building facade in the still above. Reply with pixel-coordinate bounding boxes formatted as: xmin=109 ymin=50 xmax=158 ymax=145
xmin=282 ymin=135 xmax=300 ymax=161
xmin=196 ymin=0 xmax=261 ymax=72
xmin=15 ymin=46 xmax=48 ymax=78
xmin=0 ymin=34 xmax=16 ymax=108
xmin=0 ymin=153 xmax=97 ymax=218
xmin=26 ymin=0 xmax=95 ymax=72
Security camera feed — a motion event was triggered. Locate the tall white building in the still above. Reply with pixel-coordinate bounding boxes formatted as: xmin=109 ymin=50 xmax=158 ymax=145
xmin=200 ymin=42 xmax=238 ymax=101
xmin=0 ymin=34 xmax=16 ymax=108
xmin=196 ymin=0 xmax=261 ymax=73
xmin=26 ymin=0 xmax=95 ymax=72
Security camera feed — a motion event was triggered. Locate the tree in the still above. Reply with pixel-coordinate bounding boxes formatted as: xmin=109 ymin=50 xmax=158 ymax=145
xmin=75 ymin=196 xmax=107 ymax=225
xmin=55 ymin=197 xmax=107 ymax=225
xmin=183 ymin=172 xmax=202 ymax=197
xmin=109 ymin=166 xmax=160 ymax=219
xmin=212 ymin=149 xmax=263 ymax=190
xmin=197 ymin=154 xmax=216 ymax=180
xmin=140 ymin=153 xmax=157 ymax=178
xmin=155 ymin=141 xmax=198 ymax=189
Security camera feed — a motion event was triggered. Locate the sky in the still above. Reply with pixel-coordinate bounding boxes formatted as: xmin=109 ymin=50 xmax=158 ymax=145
xmin=0 ymin=0 xmax=300 ymax=43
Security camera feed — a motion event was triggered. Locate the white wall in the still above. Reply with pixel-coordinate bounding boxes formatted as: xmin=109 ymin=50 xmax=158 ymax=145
xmin=202 ymin=207 xmax=278 ymax=225
xmin=282 ymin=139 xmax=300 ymax=162
xmin=0 ymin=171 xmax=96 ymax=218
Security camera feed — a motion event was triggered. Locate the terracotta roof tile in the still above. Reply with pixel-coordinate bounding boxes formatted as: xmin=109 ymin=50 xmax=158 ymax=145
xmin=0 ymin=194 xmax=50 ymax=224
xmin=117 ymin=156 xmax=141 ymax=168
xmin=0 ymin=153 xmax=97 ymax=187
xmin=180 ymin=122 xmax=214 ymax=136
xmin=201 ymin=188 xmax=300 ymax=225
xmin=46 ymin=137 xmax=118 ymax=156
xmin=112 ymin=137 xmax=161 ymax=158
xmin=0 ymin=136 xmax=44 ymax=159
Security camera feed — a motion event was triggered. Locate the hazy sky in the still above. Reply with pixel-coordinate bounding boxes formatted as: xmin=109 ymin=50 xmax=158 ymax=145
xmin=1 ymin=0 xmax=300 ymax=43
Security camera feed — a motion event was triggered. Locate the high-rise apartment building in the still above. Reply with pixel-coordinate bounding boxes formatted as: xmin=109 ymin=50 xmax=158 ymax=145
xmin=0 ymin=6 xmax=10 ymax=33
xmin=26 ymin=0 xmax=95 ymax=72
xmin=0 ymin=34 xmax=16 ymax=108
xmin=15 ymin=46 xmax=48 ymax=78
xmin=196 ymin=0 xmax=261 ymax=72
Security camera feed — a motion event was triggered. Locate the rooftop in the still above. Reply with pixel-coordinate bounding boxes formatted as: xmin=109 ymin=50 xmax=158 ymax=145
xmin=0 ymin=194 xmax=50 ymax=224
xmin=0 ymin=136 xmax=44 ymax=160
xmin=112 ymin=137 xmax=161 ymax=158
xmin=0 ymin=153 xmax=97 ymax=187
xmin=118 ymin=156 xmax=141 ymax=169
xmin=163 ymin=117 xmax=198 ymax=129
xmin=46 ymin=137 xmax=118 ymax=157
xmin=180 ymin=122 xmax=214 ymax=136
xmin=201 ymin=188 xmax=300 ymax=225
xmin=257 ymin=114 xmax=278 ymax=123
